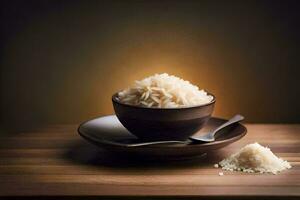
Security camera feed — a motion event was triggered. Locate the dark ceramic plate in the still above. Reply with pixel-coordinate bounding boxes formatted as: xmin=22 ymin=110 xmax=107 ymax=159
xmin=78 ymin=115 xmax=247 ymax=160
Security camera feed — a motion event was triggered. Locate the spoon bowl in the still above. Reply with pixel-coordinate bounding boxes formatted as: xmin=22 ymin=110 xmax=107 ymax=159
xmin=189 ymin=114 xmax=244 ymax=143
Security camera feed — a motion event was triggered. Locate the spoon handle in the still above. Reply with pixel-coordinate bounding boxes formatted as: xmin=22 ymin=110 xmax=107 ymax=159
xmin=125 ymin=140 xmax=189 ymax=147
xmin=210 ymin=114 xmax=244 ymax=138
xmin=80 ymin=130 xmax=189 ymax=147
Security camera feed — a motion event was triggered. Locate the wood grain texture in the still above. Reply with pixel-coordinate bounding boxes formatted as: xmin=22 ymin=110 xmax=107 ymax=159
xmin=0 ymin=124 xmax=299 ymax=199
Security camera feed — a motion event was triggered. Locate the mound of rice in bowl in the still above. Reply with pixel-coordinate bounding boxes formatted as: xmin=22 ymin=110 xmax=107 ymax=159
xmin=117 ymin=73 xmax=213 ymax=108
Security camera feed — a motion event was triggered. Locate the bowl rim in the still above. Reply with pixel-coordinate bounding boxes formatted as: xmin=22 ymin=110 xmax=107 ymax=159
xmin=112 ymin=91 xmax=216 ymax=110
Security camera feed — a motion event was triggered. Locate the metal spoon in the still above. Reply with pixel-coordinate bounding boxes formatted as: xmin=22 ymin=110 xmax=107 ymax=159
xmin=97 ymin=114 xmax=244 ymax=147
xmin=189 ymin=114 xmax=244 ymax=143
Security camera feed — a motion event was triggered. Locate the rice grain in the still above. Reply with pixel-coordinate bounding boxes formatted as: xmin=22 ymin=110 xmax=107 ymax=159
xmin=117 ymin=73 xmax=213 ymax=108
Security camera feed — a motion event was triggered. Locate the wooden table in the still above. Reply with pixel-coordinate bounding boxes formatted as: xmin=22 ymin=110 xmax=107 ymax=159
xmin=0 ymin=124 xmax=299 ymax=199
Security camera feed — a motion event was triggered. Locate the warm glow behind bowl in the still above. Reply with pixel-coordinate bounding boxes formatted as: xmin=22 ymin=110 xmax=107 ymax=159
xmin=112 ymin=93 xmax=215 ymax=141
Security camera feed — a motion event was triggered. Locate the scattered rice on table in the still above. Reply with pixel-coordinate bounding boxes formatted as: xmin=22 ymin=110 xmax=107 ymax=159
xmin=218 ymin=142 xmax=291 ymax=174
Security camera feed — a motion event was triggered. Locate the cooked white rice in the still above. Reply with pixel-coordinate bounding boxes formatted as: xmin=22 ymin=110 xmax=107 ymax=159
xmin=219 ymin=143 xmax=291 ymax=174
xmin=117 ymin=73 xmax=213 ymax=108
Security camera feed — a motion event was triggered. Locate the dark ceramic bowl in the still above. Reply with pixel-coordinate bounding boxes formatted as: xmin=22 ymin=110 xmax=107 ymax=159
xmin=112 ymin=92 xmax=215 ymax=141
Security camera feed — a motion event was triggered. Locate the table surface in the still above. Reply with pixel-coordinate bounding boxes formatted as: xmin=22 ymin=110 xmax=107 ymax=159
xmin=0 ymin=123 xmax=299 ymax=199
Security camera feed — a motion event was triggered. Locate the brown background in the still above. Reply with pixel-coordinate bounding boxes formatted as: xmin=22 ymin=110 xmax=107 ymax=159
xmin=1 ymin=0 xmax=300 ymax=132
